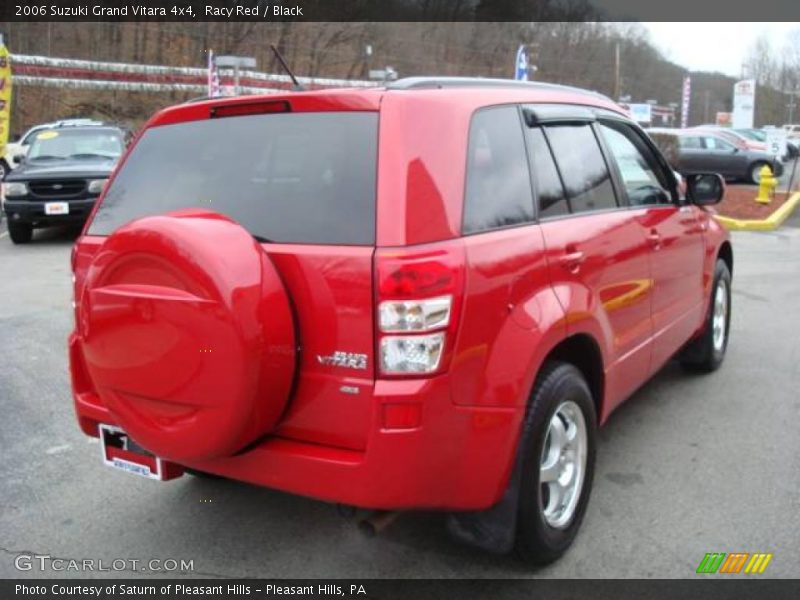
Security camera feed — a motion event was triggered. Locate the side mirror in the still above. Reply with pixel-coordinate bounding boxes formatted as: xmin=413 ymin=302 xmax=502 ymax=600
xmin=687 ymin=173 xmax=725 ymax=206
xmin=13 ymin=154 xmax=25 ymax=164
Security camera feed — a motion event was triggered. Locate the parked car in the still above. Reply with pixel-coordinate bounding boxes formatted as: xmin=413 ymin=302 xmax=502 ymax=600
xmin=691 ymin=126 xmax=768 ymax=152
xmin=2 ymin=125 xmax=125 ymax=243
xmin=68 ymin=78 xmax=732 ymax=565
xmin=747 ymin=127 xmax=800 ymax=160
xmin=1 ymin=119 xmax=104 ymax=180
xmin=649 ymin=127 xmax=783 ymax=184
xmin=782 ymin=123 xmax=800 ymax=140
xmin=697 ymin=126 xmax=799 ymax=161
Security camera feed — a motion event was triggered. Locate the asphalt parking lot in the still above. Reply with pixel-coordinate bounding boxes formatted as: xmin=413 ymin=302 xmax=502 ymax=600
xmin=1 ymin=208 xmax=798 ymax=579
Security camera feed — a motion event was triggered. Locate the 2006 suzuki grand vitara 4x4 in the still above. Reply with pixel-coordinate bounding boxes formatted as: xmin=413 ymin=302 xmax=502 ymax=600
xmin=69 ymin=77 xmax=732 ymax=564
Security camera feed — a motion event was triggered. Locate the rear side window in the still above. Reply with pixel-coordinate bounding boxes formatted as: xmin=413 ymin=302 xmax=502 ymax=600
xmin=545 ymin=124 xmax=617 ymax=214
xmin=463 ymin=106 xmax=534 ymax=234
xmin=89 ymin=112 xmax=378 ymax=245
xmin=704 ymin=136 xmax=734 ymax=151
xmin=525 ymin=127 xmax=568 ymax=219
xmin=680 ymin=136 xmax=703 ymax=149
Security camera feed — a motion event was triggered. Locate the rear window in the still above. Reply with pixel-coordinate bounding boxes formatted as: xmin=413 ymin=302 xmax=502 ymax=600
xmin=89 ymin=111 xmax=378 ymax=245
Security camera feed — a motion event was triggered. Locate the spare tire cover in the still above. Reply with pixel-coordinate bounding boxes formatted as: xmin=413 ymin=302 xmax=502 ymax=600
xmin=79 ymin=210 xmax=296 ymax=462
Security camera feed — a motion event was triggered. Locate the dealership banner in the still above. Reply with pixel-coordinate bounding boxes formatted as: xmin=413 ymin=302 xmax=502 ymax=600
xmin=733 ymin=79 xmax=756 ymax=129
xmin=681 ymin=76 xmax=691 ymax=128
xmin=514 ymin=45 xmax=529 ymax=81
xmin=0 ymin=36 xmax=11 ymax=159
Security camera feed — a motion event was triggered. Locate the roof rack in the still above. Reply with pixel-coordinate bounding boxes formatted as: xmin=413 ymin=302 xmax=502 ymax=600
xmin=386 ymin=77 xmax=612 ymax=102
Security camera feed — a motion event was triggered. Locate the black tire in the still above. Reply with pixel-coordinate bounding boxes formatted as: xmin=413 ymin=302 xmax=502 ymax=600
xmin=680 ymin=259 xmax=732 ymax=372
xmin=0 ymin=160 xmax=8 ymax=181
xmin=514 ymin=361 xmax=597 ymax=565
xmin=7 ymin=222 xmax=33 ymax=244
xmin=749 ymin=161 xmax=769 ymax=184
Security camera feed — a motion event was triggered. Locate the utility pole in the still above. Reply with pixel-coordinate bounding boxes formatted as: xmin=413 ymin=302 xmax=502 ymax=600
xmin=788 ymin=92 xmax=798 ymax=124
xmin=613 ymin=42 xmax=620 ymax=101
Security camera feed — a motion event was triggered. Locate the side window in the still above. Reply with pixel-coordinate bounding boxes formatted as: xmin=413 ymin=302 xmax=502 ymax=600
xmin=680 ymin=136 xmax=703 ymax=149
xmin=598 ymin=123 xmax=672 ymax=206
xmin=705 ymin=136 xmax=734 ymax=151
xmin=463 ymin=106 xmax=534 ymax=234
xmin=22 ymin=128 xmax=42 ymax=146
xmin=545 ymin=124 xmax=617 ymax=214
xmin=525 ymin=127 xmax=569 ymax=218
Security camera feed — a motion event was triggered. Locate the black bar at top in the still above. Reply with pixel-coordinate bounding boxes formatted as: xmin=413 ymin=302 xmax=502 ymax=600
xmin=2 ymin=0 xmax=800 ymax=22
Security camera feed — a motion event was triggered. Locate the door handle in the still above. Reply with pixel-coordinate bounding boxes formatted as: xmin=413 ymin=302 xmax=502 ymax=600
xmin=647 ymin=230 xmax=662 ymax=250
xmin=560 ymin=251 xmax=586 ymax=271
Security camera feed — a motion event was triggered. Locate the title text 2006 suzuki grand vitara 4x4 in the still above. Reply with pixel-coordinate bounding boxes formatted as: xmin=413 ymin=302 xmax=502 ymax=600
xmin=69 ymin=78 xmax=732 ymax=564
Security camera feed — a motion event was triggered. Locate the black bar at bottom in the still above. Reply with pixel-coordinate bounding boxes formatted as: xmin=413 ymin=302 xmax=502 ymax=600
xmin=3 ymin=579 xmax=800 ymax=600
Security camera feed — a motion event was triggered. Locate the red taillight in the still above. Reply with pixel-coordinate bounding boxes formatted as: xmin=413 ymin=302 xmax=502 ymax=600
xmin=374 ymin=244 xmax=465 ymax=378
xmin=377 ymin=247 xmax=464 ymax=299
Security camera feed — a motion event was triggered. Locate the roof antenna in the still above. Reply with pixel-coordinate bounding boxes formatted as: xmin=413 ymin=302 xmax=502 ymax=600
xmin=270 ymin=44 xmax=305 ymax=91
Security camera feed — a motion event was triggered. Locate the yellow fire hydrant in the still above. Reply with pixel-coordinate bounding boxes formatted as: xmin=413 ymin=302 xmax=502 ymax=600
xmin=755 ymin=165 xmax=777 ymax=205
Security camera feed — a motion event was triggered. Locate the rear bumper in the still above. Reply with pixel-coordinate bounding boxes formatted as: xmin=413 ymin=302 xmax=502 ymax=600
xmin=3 ymin=198 xmax=96 ymax=225
xmin=69 ymin=333 xmax=523 ymax=511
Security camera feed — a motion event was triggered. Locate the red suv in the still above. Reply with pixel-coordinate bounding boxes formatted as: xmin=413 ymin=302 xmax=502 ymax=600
xmin=69 ymin=78 xmax=732 ymax=564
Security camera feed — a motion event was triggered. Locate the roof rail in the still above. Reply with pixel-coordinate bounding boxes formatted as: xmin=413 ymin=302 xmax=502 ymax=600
xmin=386 ymin=77 xmax=613 ymax=102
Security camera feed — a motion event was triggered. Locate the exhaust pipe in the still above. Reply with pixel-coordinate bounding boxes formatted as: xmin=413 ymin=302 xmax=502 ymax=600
xmin=358 ymin=510 xmax=401 ymax=537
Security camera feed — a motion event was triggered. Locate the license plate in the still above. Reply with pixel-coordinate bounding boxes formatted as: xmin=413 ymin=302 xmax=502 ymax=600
xmin=98 ymin=424 xmax=183 ymax=481
xmin=45 ymin=202 xmax=69 ymax=215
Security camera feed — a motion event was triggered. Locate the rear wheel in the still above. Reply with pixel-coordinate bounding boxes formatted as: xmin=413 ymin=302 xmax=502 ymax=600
xmin=749 ymin=161 xmax=769 ymax=184
xmin=680 ymin=259 xmax=731 ymax=372
xmin=8 ymin=222 xmax=33 ymax=244
xmin=514 ymin=361 xmax=597 ymax=565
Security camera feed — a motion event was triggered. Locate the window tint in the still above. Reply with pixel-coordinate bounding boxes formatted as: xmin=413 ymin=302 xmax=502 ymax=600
xmin=545 ymin=124 xmax=617 ymax=214
xmin=599 ymin=123 xmax=671 ymax=206
xmin=680 ymin=136 xmax=703 ymax=149
xmin=463 ymin=106 xmax=534 ymax=234
xmin=525 ymin=127 xmax=568 ymax=218
xmin=89 ymin=112 xmax=378 ymax=245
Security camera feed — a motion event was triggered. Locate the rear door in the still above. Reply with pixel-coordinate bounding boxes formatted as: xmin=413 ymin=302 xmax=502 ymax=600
xmin=677 ymin=134 xmax=710 ymax=174
xmin=597 ymin=120 xmax=705 ymax=372
xmin=523 ymin=109 xmax=654 ymax=408
xmin=701 ymin=135 xmax=747 ymax=178
xmin=87 ymin=108 xmax=379 ymax=450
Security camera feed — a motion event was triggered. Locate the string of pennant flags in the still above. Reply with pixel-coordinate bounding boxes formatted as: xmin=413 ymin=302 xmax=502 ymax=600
xmin=8 ymin=52 xmax=379 ymax=95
